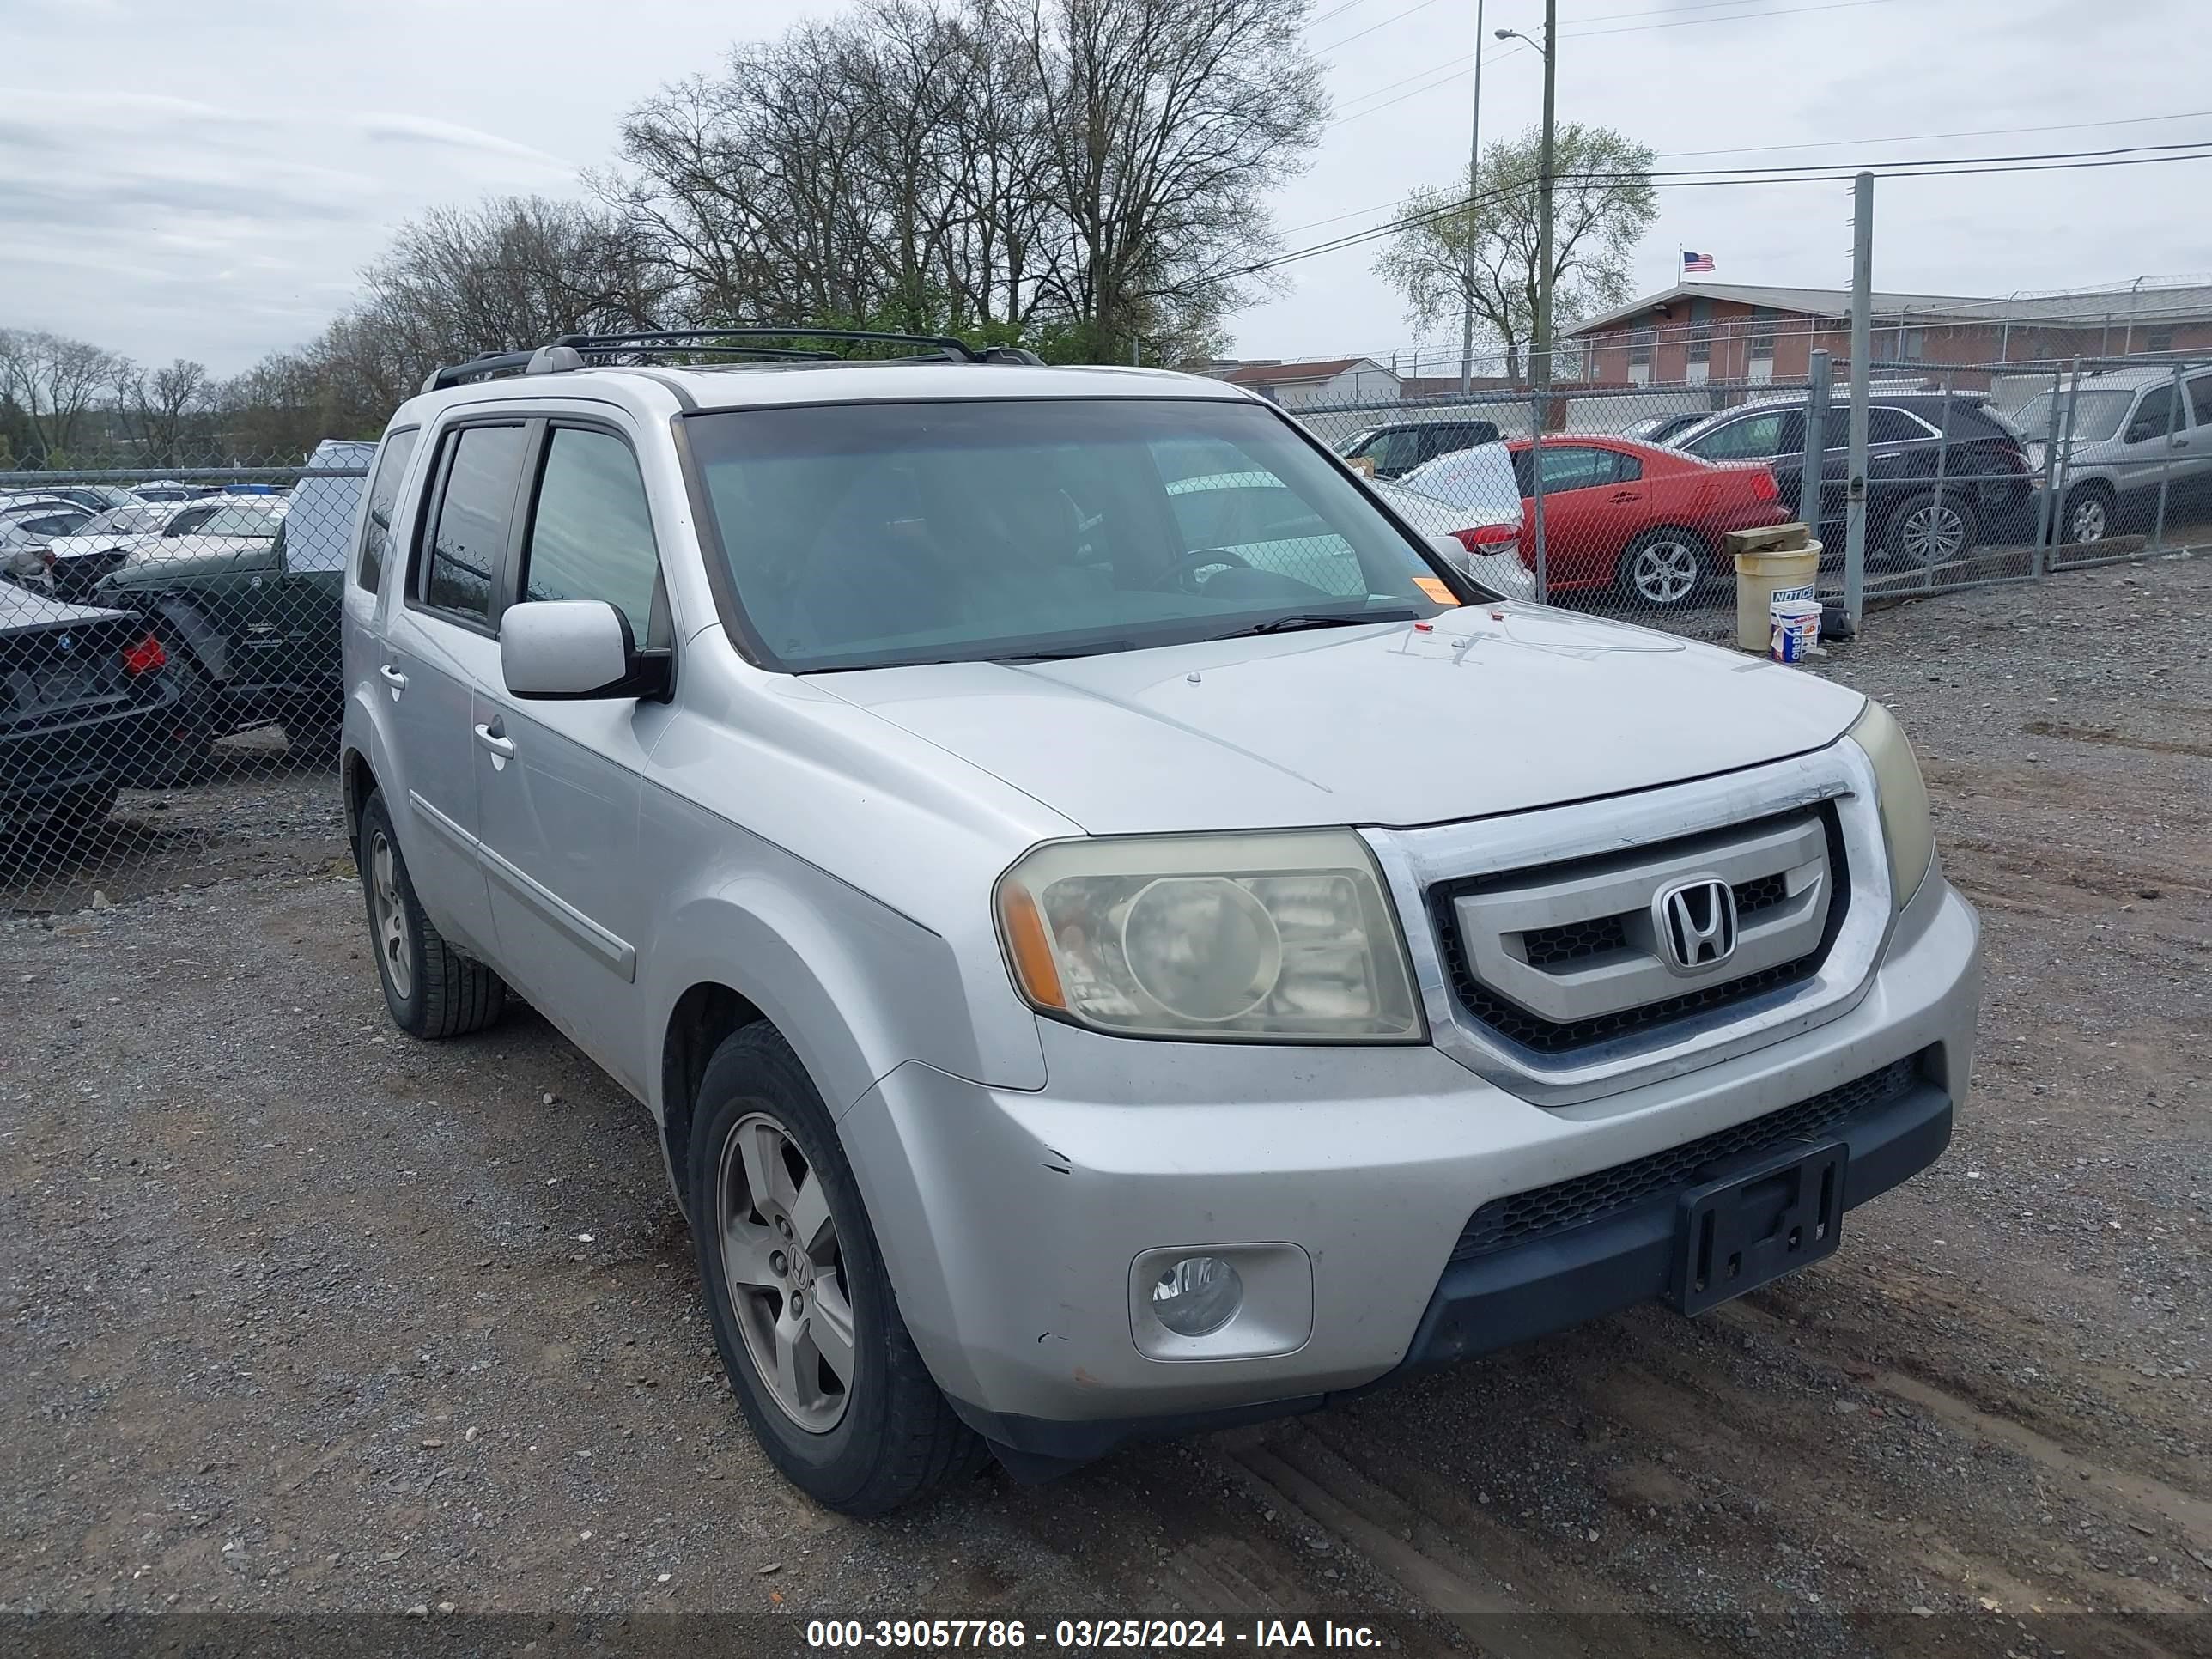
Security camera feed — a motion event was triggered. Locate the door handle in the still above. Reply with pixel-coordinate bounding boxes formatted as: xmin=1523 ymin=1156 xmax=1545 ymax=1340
xmin=379 ymin=664 xmax=407 ymax=697
xmin=474 ymin=722 xmax=515 ymax=761
xmin=1609 ymin=490 xmax=1641 ymax=502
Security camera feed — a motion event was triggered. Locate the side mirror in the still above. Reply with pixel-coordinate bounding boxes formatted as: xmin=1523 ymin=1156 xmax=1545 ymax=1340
xmin=500 ymin=599 xmax=670 ymax=701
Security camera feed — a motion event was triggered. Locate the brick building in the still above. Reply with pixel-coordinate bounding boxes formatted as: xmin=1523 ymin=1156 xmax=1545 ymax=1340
xmin=1565 ymin=280 xmax=2212 ymax=385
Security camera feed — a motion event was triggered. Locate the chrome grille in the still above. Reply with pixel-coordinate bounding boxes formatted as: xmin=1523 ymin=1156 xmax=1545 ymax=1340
xmin=1432 ymin=809 xmax=1844 ymax=1057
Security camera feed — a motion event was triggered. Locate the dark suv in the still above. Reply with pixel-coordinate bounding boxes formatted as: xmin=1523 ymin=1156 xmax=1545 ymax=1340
xmin=1336 ymin=417 xmax=1501 ymax=480
xmin=1669 ymin=394 xmax=2032 ymax=566
xmin=90 ymin=441 xmax=371 ymax=754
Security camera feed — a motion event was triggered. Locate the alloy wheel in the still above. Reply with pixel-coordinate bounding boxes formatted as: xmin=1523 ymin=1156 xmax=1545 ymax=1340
xmin=368 ymin=830 xmax=412 ymax=1001
xmin=1900 ymin=502 xmax=1968 ymax=565
xmin=2067 ymin=495 xmax=2109 ymax=544
xmin=715 ymin=1111 xmax=855 ymax=1432
xmin=1631 ymin=539 xmax=1700 ymax=605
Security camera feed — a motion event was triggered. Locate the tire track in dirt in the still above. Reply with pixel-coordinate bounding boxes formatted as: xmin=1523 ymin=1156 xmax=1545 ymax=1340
xmin=1719 ymin=1304 xmax=2212 ymax=1553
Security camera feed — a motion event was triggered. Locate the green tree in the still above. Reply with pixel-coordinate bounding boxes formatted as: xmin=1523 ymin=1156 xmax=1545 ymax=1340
xmin=1374 ymin=123 xmax=1656 ymax=382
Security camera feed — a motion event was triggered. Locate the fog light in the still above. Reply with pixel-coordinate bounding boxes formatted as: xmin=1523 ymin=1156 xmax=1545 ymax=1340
xmin=1150 ymin=1255 xmax=1243 ymax=1337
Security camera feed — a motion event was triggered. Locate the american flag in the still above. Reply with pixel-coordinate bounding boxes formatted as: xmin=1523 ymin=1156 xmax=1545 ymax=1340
xmin=1681 ymin=250 xmax=1717 ymax=274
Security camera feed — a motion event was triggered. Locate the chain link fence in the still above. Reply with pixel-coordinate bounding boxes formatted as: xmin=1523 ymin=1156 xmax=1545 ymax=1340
xmin=1275 ymin=344 xmax=2212 ymax=627
xmin=4 ymin=346 xmax=2208 ymax=908
xmin=1 ymin=444 xmax=368 ymax=911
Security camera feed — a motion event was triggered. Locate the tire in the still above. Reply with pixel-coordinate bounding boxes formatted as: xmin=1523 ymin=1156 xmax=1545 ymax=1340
xmin=1884 ymin=491 xmax=1979 ymax=568
xmin=689 ymin=1024 xmax=983 ymax=1515
xmin=356 ymin=788 xmax=505 ymax=1039
xmin=50 ymin=781 xmax=119 ymax=834
xmin=2059 ymin=483 xmax=2113 ymax=546
xmin=1613 ymin=529 xmax=1708 ymax=610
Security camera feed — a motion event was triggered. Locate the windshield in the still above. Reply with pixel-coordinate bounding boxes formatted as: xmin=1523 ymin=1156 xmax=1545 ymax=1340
xmin=684 ymin=398 xmax=1454 ymax=672
xmin=78 ymin=506 xmax=169 ymax=536
xmin=2009 ymin=389 xmax=2133 ymax=444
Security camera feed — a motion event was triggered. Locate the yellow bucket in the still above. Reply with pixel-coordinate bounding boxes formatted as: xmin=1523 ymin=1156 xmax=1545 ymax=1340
xmin=1734 ymin=543 xmax=1821 ymax=652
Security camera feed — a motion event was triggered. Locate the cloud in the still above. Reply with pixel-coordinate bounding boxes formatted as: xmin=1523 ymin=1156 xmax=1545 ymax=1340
xmin=360 ymin=113 xmax=576 ymax=173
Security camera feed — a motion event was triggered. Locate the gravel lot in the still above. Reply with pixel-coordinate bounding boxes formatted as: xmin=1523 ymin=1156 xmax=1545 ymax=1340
xmin=3 ymin=556 xmax=2208 ymax=1656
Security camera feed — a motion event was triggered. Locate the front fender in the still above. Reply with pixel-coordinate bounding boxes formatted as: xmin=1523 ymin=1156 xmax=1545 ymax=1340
xmin=636 ymin=786 xmax=1049 ymax=1217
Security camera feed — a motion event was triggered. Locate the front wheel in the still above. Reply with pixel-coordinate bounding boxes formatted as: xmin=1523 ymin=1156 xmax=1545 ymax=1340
xmin=1613 ymin=530 xmax=1708 ymax=609
xmin=690 ymin=1024 xmax=982 ymax=1515
xmin=2059 ymin=484 xmax=2112 ymax=546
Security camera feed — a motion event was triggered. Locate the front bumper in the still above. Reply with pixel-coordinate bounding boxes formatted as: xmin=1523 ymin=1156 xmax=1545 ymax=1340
xmin=839 ymin=872 xmax=1978 ymax=1465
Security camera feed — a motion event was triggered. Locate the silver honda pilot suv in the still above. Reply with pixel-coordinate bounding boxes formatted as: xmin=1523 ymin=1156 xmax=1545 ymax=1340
xmin=339 ymin=331 xmax=1980 ymax=1514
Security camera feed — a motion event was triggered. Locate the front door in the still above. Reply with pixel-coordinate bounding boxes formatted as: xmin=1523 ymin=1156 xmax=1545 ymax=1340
xmin=475 ymin=422 xmax=675 ymax=1092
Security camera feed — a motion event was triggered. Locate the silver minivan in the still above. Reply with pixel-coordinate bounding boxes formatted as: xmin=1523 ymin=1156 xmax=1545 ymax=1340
xmin=341 ymin=333 xmax=1980 ymax=1515
xmin=2010 ymin=365 xmax=2212 ymax=544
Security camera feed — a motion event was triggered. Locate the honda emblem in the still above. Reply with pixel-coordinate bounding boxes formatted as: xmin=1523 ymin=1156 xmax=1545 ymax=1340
xmin=1654 ymin=878 xmax=1739 ymax=974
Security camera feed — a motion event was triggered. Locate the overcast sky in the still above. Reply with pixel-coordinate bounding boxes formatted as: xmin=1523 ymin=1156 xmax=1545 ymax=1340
xmin=6 ymin=0 xmax=2208 ymax=375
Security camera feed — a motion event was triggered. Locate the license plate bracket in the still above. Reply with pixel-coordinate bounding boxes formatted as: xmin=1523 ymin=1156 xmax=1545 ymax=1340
xmin=1671 ymin=1139 xmax=1847 ymax=1316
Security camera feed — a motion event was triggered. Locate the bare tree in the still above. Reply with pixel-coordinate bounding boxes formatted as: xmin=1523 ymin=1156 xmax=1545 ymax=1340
xmin=0 ymin=329 xmax=123 ymax=461
xmin=112 ymin=357 xmax=211 ymax=468
xmin=1022 ymin=0 xmax=1328 ymax=360
xmin=610 ymin=0 xmax=1325 ymax=356
xmin=1374 ymin=124 xmax=1657 ymax=381
xmin=362 ymin=196 xmax=672 ymax=369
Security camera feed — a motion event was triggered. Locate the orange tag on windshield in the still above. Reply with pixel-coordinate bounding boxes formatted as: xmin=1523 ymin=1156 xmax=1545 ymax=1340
xmin=1413 ymin=576 xmax=1459 ymax=606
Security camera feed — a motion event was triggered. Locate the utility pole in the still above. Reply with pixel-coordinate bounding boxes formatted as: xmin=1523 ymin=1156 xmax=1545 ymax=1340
xmin=1532 ymin=0 xmax=1558 ymax=602
xmin=1497 ymin=3 xmax=1557 ymax=599
xmin=1843 ymin=171 xmax=1873 ymax=629
xmin=1458 ymin=0 xmax=1486 ymax=395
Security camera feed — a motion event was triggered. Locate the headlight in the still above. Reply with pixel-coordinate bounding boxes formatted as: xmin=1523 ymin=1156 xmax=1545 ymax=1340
xmin=995 ymin=830 xmax=1423 ymax=1042
xmin=1847 ymin=699 xmax=1934 ymax=908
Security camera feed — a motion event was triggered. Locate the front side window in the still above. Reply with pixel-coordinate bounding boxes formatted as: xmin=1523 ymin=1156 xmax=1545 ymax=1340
xmin=521 ymin=427 xmax=663 ymax=645
xmin=2127 ymin=385 xmax=2180 ymax=444
xmin=684 ymin=399 xmax=1454 ymax=672
xmin=2189 ymin=375 xmax=2212 ymax=427
xmin=356 ymin=427 xmax=421 ymax=593
xmin=423 ymin=423 xmax=527 ymax=623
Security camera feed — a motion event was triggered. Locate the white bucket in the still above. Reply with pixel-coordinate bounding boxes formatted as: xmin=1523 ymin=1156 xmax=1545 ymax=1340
xmin=1770 ymin=598 xmax=1822 ymax=664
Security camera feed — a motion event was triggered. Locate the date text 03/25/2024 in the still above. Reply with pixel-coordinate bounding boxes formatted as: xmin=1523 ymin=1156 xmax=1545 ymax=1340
xmin=805 ymin=1619 xmax=1382 ymax=1650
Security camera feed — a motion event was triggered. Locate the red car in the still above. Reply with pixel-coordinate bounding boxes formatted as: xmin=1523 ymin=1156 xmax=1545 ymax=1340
xmin=1504 ymin=436 xmax=1790 ymax=609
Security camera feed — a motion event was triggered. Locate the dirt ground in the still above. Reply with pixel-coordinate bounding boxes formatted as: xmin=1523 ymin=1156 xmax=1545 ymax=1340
xmin=3 ymin=556 xmax=2208 ymax=1657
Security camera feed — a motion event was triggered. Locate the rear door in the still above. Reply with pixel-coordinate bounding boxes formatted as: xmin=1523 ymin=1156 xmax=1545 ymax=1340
xmin=473 ymin=420 xmax=675 ymax=1091
xmin=1518 ymin=443 xmax=1639 ymax=586
xmin=379 ymin=417 xmax=527 ymax=957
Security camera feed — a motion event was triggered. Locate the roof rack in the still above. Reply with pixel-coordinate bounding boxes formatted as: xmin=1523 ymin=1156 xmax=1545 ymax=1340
xmin=558 ymin=327 xmax=985 ymax=362
xmin=422 ymin=328 xmax=1047 ymax=393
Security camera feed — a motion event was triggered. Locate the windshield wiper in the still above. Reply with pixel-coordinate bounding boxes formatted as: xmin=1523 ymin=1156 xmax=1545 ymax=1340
xmin=1207 ymin=608 xmax=1419 ymax=641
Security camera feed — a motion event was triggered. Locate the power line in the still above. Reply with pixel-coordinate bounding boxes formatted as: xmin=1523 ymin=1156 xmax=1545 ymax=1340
xmin=1313 ymin=0 xmax=1448 ymax=53
xmin=1656 ymin=107 xmax=2212 ymax=160
xmin=1324 ymin=0 xmax=1902 ymax=127
xmin=1229 ymin=143 xmax=2212 ymax=287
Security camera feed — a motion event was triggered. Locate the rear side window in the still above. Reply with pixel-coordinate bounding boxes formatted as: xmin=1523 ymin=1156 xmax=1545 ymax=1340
xmin=520 ymin=427 xmax=662 ymax=645
xmin=1686 ymin=410 xmax=1795 ymax=460
xmin=1867 ymin=407 xmax=1928 ymax=445
xmin=423 ymin=424 xmax=527 ymax=623
xmin=356 ymin=428 xmax=420 ymax=594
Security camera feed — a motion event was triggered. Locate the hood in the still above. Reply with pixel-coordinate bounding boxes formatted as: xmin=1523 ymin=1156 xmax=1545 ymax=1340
xmin=816 ymin=605 xmax=1868 ymax=835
